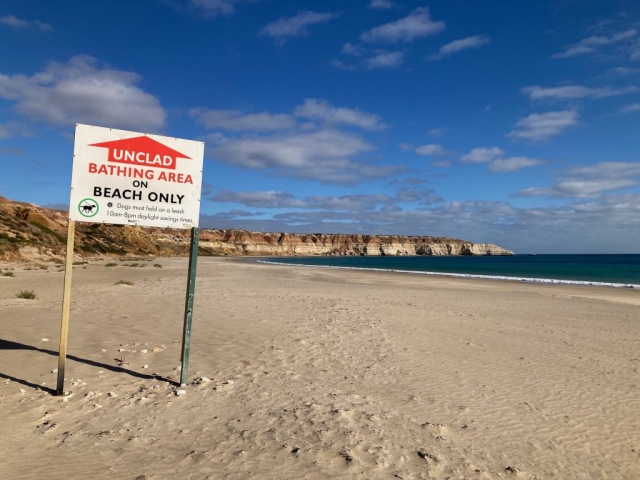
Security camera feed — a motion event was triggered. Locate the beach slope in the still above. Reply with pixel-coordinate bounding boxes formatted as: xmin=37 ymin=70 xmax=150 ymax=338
xmin=1 ymin=258 xmax=639 ymax=479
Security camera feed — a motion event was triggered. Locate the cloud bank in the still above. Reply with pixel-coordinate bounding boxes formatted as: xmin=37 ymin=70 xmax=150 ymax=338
xmin=0 ymin=55 xmax=166 ymax=131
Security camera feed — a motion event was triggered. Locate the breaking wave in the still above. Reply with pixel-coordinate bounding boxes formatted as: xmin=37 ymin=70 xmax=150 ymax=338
xmin=257 ymin=260 xmax=640 ymax=289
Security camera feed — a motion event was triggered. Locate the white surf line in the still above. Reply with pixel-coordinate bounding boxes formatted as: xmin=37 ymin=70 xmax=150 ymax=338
xmin=257 ymin=260 xmax=640 ymax=289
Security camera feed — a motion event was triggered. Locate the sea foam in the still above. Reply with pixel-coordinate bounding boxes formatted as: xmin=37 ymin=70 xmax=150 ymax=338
xmin=257 ymin=260 xmax=640 ymax=289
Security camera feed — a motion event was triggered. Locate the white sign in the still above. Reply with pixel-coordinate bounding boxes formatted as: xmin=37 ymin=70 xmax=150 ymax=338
xmin=69 ymin=124 xmax=204 ymax=229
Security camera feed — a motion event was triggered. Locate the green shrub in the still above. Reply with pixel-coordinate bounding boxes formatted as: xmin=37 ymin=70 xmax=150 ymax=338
xmin=115 ymin=280 xmax=134 ymax=286
xmin=16 ymin=290 xmax=36 ymax=299
xmin=153 ymin=264 xmax=162 ymax=268
xmin=29 ymin=222 xmax=66 ymax=243
xmin=2 ymin=271 xmax=14 ymax=277
xmin=105 ymin=262 xmax=118 ymax=267
xmin=73 ymin=261 xmax=88 ymax=266
xmin=128 ymin=263 xmax=139 ymax=267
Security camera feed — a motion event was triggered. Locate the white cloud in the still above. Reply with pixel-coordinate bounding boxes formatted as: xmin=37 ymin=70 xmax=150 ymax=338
xmin=429 ymin=127 xmax=448 ymax=138
xmin=259 ymin=11 xmax=338 ymax=44
xmin=211 ymin=190 xmax=307 ymax=208
xmin=632 ymin=41 xmax=640 ymax=61
xmin=507 ymin=110 xmax=579 ymax=142
xmin=0 ymin=55 xmax=166 ymax=131
xmin=552 ymin=45 xmax=594 ymax=58
xmin=0 ymin=121 xmax=32 ymax=139
xmin=331 ymin=59 xmax=357 ymax=71
xmin=460 ymin=147 xmax=505 ymax=164
xmin=522 ymin=85 xmax=637 ymax=100
xmin=360 ymin=7 xmax=445 ymax=44
xmin=517 ymin=162 xmax=640 ymax=198
xmin=489 ymin=157 xmax=545 ymax=172
xmin=190 ymin=108 xmax=295 ymax=131
xmin=182 ymin=0 xmax=245 ymax=18
xmin=294 ymin=99 xmax=386 ymax=130
xmin=202 ymin=158 xmax=640 ymax=252
xmin=608 ymin=67 xmax=640 ymax=76
xmin=394 ymin=188 xmax=442 ymax=204
xmin=211 ymin=129 xmax=400 ymax=184
xmin=461 ymin=148 xmax=546 ymax=172
xmin=429 ymin=35 xmax=490 ymax=61
xmin=368 ymin=0 xmax=395 ymax=9
xmin=415 ymin=144 xmax=446 ymax=156
xmin=431 ymin=159 xmax=452 ymax=168
xmin=336 ymin=41 xmax=406 ymax=71
xmin=363 ymin=51 xmax=405 ymax=69
xmin=342 ymin=42 xmax=364 ymax=57
xmin=202 ymin=132 xmax=229 ymax=145
xmin=201 ymin=193 xmax=640 ymax=254
xmin=212 ymin=188 xmax=442 ymax=212
xmin=199 ymin=170 xmax=640 ymax=253
xmin=192 ymin=100 xmax=387 ymax=132
xmin=621 ymin=103 xmax=640 ymax=113
xmin=0 ymin=14 xmax=52 ymax=32
xmin=306 ymin=194 xmax=395 ymax=211
xmin=217 ymin=209 xmax=265 ymax=219
xmin=398 ymin=142 xmax=413 ymax=151
xmin=570 ymin=161 xmax=640 ymax=179
xmin=0 ymin=15 xmax=29 ymax=28
xmin=519 ymin=180 xmax=637 ymax=198
xmin=552 ymin=28 xmax=638 ymax=59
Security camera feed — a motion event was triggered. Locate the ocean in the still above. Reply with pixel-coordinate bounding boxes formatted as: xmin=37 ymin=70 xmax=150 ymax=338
xmin=259 ymin=254 xmax=640 ymax=288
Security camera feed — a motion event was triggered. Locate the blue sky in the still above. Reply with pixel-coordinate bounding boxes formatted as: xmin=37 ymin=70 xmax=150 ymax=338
xmin=1 ymin=0 xmax=640 ymax=253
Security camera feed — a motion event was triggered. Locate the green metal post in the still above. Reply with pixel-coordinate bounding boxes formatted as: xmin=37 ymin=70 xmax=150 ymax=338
xmin=180 ymin=227 xmax=200 ymax=386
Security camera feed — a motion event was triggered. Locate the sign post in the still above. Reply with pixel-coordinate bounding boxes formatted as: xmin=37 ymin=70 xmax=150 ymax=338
xmin=180 ymin=227 xmax=200 ymax=385
xmin=57 ymin=124 xmax=204 ymax=395
xmin=56 ymin=220 xmax=76 ymax=395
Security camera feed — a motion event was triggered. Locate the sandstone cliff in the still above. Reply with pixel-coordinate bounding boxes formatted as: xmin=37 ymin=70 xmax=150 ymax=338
xmin=0 ymin=196 xmax=513 ymax=262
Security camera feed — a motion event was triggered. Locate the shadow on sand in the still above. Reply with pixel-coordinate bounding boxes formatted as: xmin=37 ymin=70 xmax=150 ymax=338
xmin=0 ymin=338 xmax=175 ymax=395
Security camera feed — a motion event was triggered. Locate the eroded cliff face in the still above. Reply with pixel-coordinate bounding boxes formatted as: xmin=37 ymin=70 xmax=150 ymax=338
xmin=0 ymin=196 xmax=513 ymax=262
xmin=191 ymin=231 xmax=512 ymax=257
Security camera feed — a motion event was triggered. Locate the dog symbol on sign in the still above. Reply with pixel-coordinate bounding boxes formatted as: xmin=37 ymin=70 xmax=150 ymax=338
xmin=78 ymin=198 xmax=99 ymax=218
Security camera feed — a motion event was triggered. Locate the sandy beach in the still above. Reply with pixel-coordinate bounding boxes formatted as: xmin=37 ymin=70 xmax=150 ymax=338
xmin=1 ymin=257 xmax=639 ymax=479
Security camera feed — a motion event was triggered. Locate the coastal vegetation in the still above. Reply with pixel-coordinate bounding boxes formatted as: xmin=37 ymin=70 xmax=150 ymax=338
xmin=15 ymin=290 xmax=36 ymax=299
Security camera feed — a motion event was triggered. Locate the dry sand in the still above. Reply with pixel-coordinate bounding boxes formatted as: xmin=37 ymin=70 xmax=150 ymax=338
xmin=1 ymin=257 xmax=639 ymax=479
